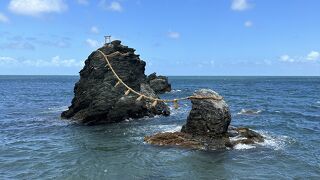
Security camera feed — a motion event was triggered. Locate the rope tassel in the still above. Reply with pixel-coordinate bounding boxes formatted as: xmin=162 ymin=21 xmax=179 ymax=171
xmin=151 ymin=100 xmax=158 ymax=107
xmin=125 ymin=89 xmax=130 ymax=95
xmin=173 ymin=99 xmax=179 ymax=109
xmin=114 ymin=81 xmax=121 ymax=88
xmin=136 ymin=95 xmax=144 ymax=101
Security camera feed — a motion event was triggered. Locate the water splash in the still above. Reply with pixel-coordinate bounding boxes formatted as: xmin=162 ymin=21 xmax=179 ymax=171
xmin=234 ymin=143 xmax=256 ymax=150
xmin=237 ymin=109 xmax=262 ymax=115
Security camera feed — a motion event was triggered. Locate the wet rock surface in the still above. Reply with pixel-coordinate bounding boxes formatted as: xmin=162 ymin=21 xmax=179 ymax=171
xmin=145 ymin=89 xmax=264 ymax=150
xmin=61 ymin=40 xmax=170 ymax=125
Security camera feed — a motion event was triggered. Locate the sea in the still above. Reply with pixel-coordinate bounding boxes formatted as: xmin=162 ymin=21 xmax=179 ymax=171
xmin=0 ymin=76 xmax=319 ymax=179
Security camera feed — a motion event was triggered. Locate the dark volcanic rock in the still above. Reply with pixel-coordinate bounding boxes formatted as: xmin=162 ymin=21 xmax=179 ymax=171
xmin=145 ymin=89 xmax=264 ymax=150
xmin=181 ymin=89 xmax=231 ymax=136
xmin=228 ymin=126 xmax=264 ymax=145
xmin=61 ymin=40 xmax=170 ymax=125
xmin=147 ymin=73 xmax=171 ymax=94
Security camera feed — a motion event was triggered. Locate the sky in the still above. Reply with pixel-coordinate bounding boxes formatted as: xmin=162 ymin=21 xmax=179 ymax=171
xmin=0 ymin=0 xmax=320 ymax=76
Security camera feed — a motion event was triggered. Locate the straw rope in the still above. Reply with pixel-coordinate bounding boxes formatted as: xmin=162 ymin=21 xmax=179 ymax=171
xmin=96 ymin=50 xmax=222 ymax=107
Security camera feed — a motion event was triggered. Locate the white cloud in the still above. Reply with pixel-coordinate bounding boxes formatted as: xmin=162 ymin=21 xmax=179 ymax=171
xmin=244 ymin=20 xmax=253 ymax=27
xmin=279 ymin=55 xmax=295 ymax=62
xmin=168 ymin=31 xmax=180 ymax=39
xmin=306 ymin=51 xmax=319 ymax=61
xmin=90 ymin=26 xmax=99 ymax=34
xmin=77 ymin=0 xmax=88 ymax=5
xmin=231 ymin=0 xmax=251 ymax=11
xmin=0 ymin=41 xmax=35 ymax=50
xmin=0 ymin=56 xmax=83 ymax=67
xmin=280 ymin=51 xmax=320 ymax=63
xmin=0 ymin=13 xmax=9 ymax=23
xmin=0 ymin=57 xmax=16 ymax=65
xmin=109 ymin=1 xmax=123 ymax=12
xmin=100 ymin=1 xmax=123 ymax=12
xmin=8 ymin=0 xmax=67 ymax=16
xmin=86 ymin=38 xmax=102 ymax=48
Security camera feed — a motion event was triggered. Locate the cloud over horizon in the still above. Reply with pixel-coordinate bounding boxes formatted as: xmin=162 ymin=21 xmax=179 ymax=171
xmin=279 ymin=51 xmax=320 ymax=63
xmin=0 ymin=56 xmax=83 ymax=67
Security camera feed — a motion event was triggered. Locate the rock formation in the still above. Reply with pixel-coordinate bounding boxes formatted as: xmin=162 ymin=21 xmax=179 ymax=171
xmin=145 ymin=89 xmax=264 ymax=150
xmin=147 ymin=73 xmax=171 ymax=94
xmin=61 ymin=40 xmax=170 ymax=125
xmin=181 ymin=89 xmax=231 ymax=136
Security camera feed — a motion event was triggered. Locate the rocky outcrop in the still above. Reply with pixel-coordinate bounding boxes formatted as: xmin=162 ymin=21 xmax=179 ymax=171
xmin=61 ymin=40 xmax=170 ymax=125
xmin=228 ymin=127 xmax=264 ymax=145
xmin=147 ymin=73 xmax=171 ymax=94
xmin=145 ymin=89 xmax=264 ymax=150
xmin=181 ymin=89 xmax=231 ymax=136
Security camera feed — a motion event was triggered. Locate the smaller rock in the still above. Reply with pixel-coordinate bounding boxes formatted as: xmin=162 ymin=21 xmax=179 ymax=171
xmin=147 ymin=73 xmax=171 ymax=94
xmin=111 ymin=40 xmax=121 ymax=46
xmin=228 ymin=127 xmax=264 ymax=146
xmin=140 ymin=83 xmax=170 ymax=116
xmin=144 ymin=89 xmax=264 ymax=150
xmin=181 ymin=89 xmax=231 ymax=136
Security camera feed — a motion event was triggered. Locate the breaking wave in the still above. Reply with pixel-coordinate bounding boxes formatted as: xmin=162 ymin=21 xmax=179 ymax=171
xmin=234 ymin=144 xmax=256 ymax=150
xmin=170 ymin=89 xmax=182 ymax=93
xmin=233 ymin=130 xmax=294 ymax=150
xmin=42 ymin=106 xmax=68 ymax=113
xmin=237 ymin=109 xmax=262 ymax=115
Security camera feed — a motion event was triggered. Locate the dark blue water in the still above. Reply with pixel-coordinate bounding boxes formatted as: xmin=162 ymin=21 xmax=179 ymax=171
xmin=0 ymin=76 xmax=319 ymax=179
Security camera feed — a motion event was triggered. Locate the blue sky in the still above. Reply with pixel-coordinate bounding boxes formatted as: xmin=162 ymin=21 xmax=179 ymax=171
xmin=0 ymin=0 xmax=319 ymax=75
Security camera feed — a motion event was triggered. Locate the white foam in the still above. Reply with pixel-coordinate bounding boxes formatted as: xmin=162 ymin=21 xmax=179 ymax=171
xmin=44 ymin=106 xmax=68 ymax=113
xmin=237 ymin=109 xmax=262 ymax=115
xmin=230 ymin=129 xmax=292 ymax=151
xmin=234 ymin=143 xmax=256 ymax=150
xmin=164 ymin=125 xmax=182 ymax=133
xmin=124 ymin=118 xmax=134 ymax=122
xmin=316 ymin=101 xmax=320 ymax=104
xmin=257 ymin=131 xmax=292 ymax=150
xmin=230 ymin=136 xmax=247 ymax=141
xmin=171 ymin=89 xmax=182 ymax=93
xmin=157 ymin=125 xmax=182 ymax=133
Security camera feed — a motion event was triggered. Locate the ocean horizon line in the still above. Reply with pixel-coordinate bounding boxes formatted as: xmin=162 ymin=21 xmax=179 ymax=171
xmin=0 ymin=75 xmax=319 ymax=77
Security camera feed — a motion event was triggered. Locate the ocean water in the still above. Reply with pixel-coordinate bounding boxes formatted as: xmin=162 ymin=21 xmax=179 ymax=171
xmin=0 ymin=76 xmax=319 ymax=179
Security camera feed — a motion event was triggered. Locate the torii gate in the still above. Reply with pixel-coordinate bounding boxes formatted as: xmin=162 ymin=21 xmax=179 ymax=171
xmin=104 ymin=35 xmax=111 ymax=44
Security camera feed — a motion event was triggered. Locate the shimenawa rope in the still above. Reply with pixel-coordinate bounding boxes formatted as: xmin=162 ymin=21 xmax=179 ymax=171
xmin=97 ymin=50 xmax=222 ymax=108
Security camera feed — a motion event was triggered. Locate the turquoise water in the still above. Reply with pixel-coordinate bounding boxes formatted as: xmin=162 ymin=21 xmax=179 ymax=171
xmin=0 ymin=76 xmax=319 ymax=179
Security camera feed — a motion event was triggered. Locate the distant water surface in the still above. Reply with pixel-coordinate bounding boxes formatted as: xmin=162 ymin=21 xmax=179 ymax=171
xmin=0 ymin=76 xmax=319 ymax=179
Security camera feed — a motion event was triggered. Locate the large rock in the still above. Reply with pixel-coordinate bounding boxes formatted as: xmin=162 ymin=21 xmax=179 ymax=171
xmin=147 ymin=73 xmax=171 ymax=94
xmin=61 ymin=40 xmax=170 ymax=125
xmin=181 ymin=89 xmax=231 ymax=136
xmin=145 ymin=89 xmax=264 ymax=150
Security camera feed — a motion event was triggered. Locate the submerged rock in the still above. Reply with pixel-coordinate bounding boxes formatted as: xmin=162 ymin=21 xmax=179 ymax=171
xmin=147 ymin=73 xmax=171 ymax=94
xmin=145 ymin=89 xmax=264 ymax=150
xmin=61 ymin=40 xmax=170 ymax=125
xmin=228 ymin=126 xmax=264 ymax=145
